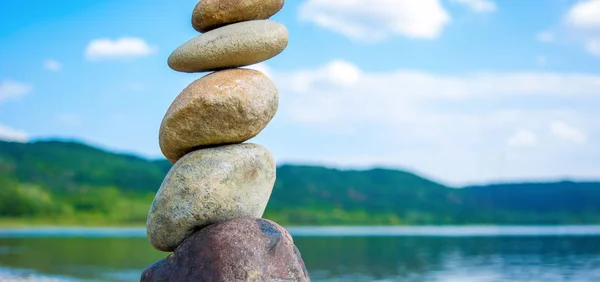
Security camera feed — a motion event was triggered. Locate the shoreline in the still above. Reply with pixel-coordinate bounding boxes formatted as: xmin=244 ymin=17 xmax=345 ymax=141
xmin=2 ymin=225 xmax=600 ymax=238
xmin=0 ymin=267 xmax=82 ymax=282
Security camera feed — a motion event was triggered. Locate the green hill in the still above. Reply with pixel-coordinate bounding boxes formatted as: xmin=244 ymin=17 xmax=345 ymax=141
xmin=0 ymin=140 xmax=165 ymax=193
xmin=0 ymin=139 xmax=599 ymax=226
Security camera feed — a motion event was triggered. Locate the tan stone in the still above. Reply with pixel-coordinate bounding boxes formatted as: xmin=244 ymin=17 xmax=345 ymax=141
xmin=146 ymin=143 xmax=276 ymax=252
xmin=168 ymin=20 xmax=288 ymax=73
xmin=159 ymin=68 xmax=278 ymax=163
xmin=192 ymin=0 xmax=285 ymax=33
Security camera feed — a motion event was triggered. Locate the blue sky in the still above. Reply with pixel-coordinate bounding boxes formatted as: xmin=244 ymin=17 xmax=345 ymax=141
xmin=1 ymin=0 xmax=600 ymax=185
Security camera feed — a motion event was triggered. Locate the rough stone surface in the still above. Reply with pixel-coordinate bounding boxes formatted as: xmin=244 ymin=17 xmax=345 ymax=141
xmin=168 ymin=20 xmax=288 ymax=73
xmin=159 ymin=68 xmax=278 ymax=164
xmin=146 ymin=144 xmax=276 ymax=252
xmin=142 ymin=218 xmax=310 ymax=282
xmin=192 ymin=0 xmax=285 ymax=33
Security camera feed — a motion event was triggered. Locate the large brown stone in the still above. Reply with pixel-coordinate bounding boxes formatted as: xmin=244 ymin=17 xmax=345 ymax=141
xmin=141 ymin=218 xmax=310 ymax=282
xmin=159 ymin=68 xmax=278 ymax=164
xmin=146 ymin=144 xmax=276 ymax=252
xmin=168 ymin=20 xmax=288 ymax=73
xmin=192 ymin=0 xmax=285 ymax=33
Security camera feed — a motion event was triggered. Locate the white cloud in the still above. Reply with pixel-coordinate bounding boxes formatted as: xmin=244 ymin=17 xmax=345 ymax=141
xmin=551 ymin=121 xmax=587 ymax=144
xmin=0 ymin=124 xmax=28 ymax=142
xmin=277 ymin=62 xmax=600 ymax=130
xmin=565 ymin=0 xmax=600 ymax=29
xmin=0 ymin=80 xmax=32 ymax=103
xmin=508 ymin=130 xmax=538 ymax=148
xmin=559 ymin=0 xmax=600 ymax=56
xmin=585 ymin=38 xmax=600 ymax=56
xmin=44 ymin=59 xmax=62 ymax=72
xmin=245 ymin=63 xmax=272 ymax=78
xmin=290 ymin=60 xmax=362 ymax=93
xmin=536 ymin=31 xmax=555 ymax=43
xmin=298 ymin=0 xmax=451 ymax=41
xmin=326 ymin=60 xmax=362 ymax=86
xmin=263 ymin=60 xmax=600 ymax=184
xmin=451 ymin=0 xmax=497 ymax=13
xmin=85 ymin=37 xmax=157 ymax=61
xmin=287 ymin=64 xmax=600 ymax=102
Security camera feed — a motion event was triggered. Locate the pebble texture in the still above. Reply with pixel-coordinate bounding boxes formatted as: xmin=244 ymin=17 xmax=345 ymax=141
xmin=141 ymin=218 xmax=310 ymax=282
xmin=168 ymin=20 xmax=288 ymax=73
xmin=159 ymin=68 xmax=278 ymax=164
xmin=146 ymin=144 xmax=276 ymax=252
xmin=192 ymin=0 xmax=285 ymax=33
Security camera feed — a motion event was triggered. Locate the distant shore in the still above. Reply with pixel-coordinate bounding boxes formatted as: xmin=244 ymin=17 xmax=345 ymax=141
xmin=0 ymin=218 xmax=146 ymax=228
xmin=3 ymin=225 xmax=600 ymax=238
xmin=0 ymin=267 xmax=78 ymax=282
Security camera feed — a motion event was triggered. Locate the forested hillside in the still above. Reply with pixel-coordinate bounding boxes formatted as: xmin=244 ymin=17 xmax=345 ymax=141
xmin=1 ymin=140 xmax=599 ymax=226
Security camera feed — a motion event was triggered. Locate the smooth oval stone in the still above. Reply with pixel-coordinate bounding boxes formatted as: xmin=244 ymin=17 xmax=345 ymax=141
xmin=159 ymin=68 xmax=278 ymax=164
xmin=168 ymin=20 xmax=288 ymax=73
xmin=192 ymin=0 xmax=285 ymax=33
xmin=146 ymin=143 xmax=276 ymax=252
xmin=141 ymin=218 xmax=310 ymax=281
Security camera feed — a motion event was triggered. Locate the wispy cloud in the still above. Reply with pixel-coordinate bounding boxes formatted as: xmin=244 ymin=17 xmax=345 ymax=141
xmin=451 ymin=0 xmax=497 ymax=13
xmin=298 ymin=0 xmax=451 ymax=42
xmin=85 ymin=37 xmax=157 ymax=61
xmin=563 ymin=0 xmax=600 ymax=57
xmin=535 ymin=0 xmax=600 ymax=57
xmin=551 ymin=121 xmax=587 ymax=145
xmin=0 ymin=123 xmax=28 ymax=142
xmin=265 ymin=60 xmax=600 ymax=184
xmin=585 ymin=38 xmax=600 ymax=56
xmin=536 ymin=31 xmax=555 ymax=43
xmin=245 ymin=63 xmax=273 ymax=79
xmin=0 ymin=80 xmax=32 ymax=103
xmin=44 ymin=59 xmax=62 ymax=72
xmin=289 ymin=60 xmax=361 ymax=93
xmin=508 ymin=129 xmax=538 ymax=148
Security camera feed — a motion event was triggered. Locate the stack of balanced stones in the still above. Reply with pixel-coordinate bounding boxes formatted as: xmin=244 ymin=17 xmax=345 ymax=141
xmin=141 ymin=0 xmax=310 ymax=281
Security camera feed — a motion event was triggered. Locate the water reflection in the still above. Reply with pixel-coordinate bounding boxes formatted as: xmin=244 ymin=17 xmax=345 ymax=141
xmin=0 ymin=233 xmax=599 ymax=281
xmin=293 ymin=236 xmax=600 ymax=281
xmin=0 ymin=237 xmax=164 ymax=281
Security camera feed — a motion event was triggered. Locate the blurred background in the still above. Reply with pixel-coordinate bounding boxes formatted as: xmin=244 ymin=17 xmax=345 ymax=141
xmin=1 ymin=0 xmax=600 ymax=281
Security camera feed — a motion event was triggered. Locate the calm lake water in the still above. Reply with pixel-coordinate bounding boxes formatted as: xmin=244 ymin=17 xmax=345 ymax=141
xmin=1 ymin=226 xmax=600 ymax=281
